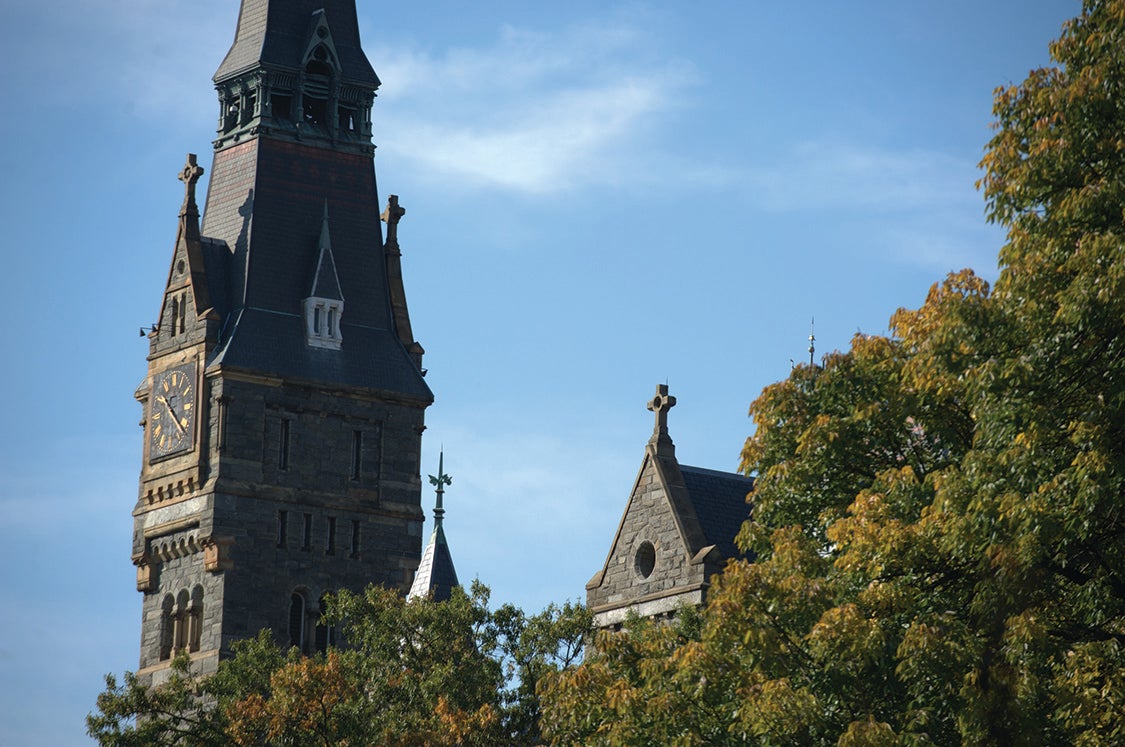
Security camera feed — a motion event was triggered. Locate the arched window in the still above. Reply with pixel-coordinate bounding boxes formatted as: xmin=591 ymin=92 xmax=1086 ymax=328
xmin=288 ymin=592 xmax=307 ymax=652
xmin=315 ymin=593 xmax=335 ymax=653
xmin=302 ymin=49 xmax=333 ymax=127
xmin=187 ymin=585 xmax=204 ymax=653
xmin=159 ymin=594 xmax=176 ymax=660
xmin=174 ymin=589 xmax=190 ymax=654
xmin=169 ymin=296 xmax=179 ymax=338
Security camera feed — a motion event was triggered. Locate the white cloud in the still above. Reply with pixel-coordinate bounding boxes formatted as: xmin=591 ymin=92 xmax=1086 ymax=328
xmin=374 ymin=22 xmax=696 ymax=194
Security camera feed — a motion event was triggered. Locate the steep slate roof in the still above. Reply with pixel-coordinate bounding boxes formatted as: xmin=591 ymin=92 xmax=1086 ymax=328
xmin=407 ymin=525 xmax=459 ymax=603
xmin=199 ymin=137 xmax=431 ymax=400
xmin=210 ymin=309 xmax=431 ymax=397
xmin=214 ymin=0 xmax=379 ymax=86
xmin=680 ymin=465 xmax=755 ymax=560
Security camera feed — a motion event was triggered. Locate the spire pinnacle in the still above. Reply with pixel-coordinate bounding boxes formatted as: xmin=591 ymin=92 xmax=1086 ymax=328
xmin=808 ymin=317 xmax=816 ymax=366
xmin=318 ymin=199 xmax=332 ymax=250
xmin=427 ymin=448 xmax=452 ymax=529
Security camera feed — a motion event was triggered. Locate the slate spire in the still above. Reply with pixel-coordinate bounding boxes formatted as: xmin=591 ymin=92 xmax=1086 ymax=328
xmin=198 ymin=0 xmax=431 ymax=394
xmin=408 ymin=451 xmax=459 ymax=602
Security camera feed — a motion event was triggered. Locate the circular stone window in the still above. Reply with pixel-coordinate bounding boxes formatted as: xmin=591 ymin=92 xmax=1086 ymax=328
xmin=634 ymin=541 xmax=656 ymax=579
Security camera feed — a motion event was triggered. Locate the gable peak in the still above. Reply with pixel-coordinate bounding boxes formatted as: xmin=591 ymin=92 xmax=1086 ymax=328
xmin=302 ymin=9 xmax=341 ymax=72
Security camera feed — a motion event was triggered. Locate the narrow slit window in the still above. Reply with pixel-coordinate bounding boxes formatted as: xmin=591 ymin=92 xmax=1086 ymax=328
xmin=326 ymin=516 xmax=336 ymax=556
xmin=351 ymin=430 xmax=363 ymax=481
xmin=350 ymin=520 xmax=360 ymax=558
xmin=279 ymin=418 xmax=291 ymax=470
xmin=169 ymin=297 xmax=179 ymax=338
xmin=302 ymin=513 xmax=312 ymax=551
xmin=277 ymin=510 xmax=288 ymax=547
xmin=216 ymin=398 xmax=227 ymax=451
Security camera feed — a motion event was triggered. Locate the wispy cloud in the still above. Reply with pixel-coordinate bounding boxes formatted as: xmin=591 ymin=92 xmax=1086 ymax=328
xmin=5 ymin=0 xmax=233 ymax=132
xmin=744 ymin=139 xmax=979 ymax=213
xmin=374 ymin=22 xmax=696 ymax=194
xmin=732 ymin=138 xmax=1000 ymax=272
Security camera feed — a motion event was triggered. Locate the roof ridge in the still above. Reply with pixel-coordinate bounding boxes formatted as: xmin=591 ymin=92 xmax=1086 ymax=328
xmin=680 ymin=464 xmax=754 ymax=480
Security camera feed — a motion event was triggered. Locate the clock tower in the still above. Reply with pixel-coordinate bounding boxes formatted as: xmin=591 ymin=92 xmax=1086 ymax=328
xmin=132 ymin=0 xmax=432 ymax=681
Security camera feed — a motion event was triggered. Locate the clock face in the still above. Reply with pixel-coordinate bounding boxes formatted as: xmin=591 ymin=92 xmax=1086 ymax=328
xmin=149 ymin=365 xmax=196 ymax=460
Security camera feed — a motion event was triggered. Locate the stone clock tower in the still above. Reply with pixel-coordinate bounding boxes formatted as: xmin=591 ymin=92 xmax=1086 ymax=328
xmin=132 ymin=0 xmax=432 ymax=681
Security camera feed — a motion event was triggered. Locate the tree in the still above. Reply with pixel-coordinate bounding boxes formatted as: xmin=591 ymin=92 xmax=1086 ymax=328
xmin=541 ymin=2 xmax=1125 ymax=743
xmin=88 ymin=582 xmax=591 ymax=746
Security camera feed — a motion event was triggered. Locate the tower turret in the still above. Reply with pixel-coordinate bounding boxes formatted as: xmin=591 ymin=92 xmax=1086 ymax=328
xmin=132 ymin=0 xmax=432 ymax=681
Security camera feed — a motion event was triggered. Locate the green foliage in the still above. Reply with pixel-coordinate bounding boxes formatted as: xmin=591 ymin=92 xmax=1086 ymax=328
xmin=540 ymin=2 xmax=1125 ymax=743
xmin=87 ymin=650 xmax=229 ymax=747
xmin=87 ymin=582 xmax=591 ymax=746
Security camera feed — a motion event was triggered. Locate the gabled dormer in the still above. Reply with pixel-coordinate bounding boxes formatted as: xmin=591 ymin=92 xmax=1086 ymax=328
xmin=149 ymin=154 xmax=224 ymax=357
xmin=303 ymin=204 xmax=344 ymax=350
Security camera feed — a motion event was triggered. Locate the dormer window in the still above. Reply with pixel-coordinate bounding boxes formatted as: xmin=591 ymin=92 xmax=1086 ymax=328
xmin=305 ymin=201 xmax=344 ymax=349
xmin=304 ymin=297 xmax=343 ymax=349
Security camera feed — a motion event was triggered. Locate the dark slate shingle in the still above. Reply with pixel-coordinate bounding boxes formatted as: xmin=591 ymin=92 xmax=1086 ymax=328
xmin=215 ymin=0 xmax=380 ymax=86
xmin=680 ymin=465 xmax=755 ymax=560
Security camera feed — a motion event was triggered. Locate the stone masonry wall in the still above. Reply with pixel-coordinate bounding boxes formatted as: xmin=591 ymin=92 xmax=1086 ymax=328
xmin=588 ymin=454 xmax=703 ymax=613
xmin=207 ymin=374 xmax=426 ymax=653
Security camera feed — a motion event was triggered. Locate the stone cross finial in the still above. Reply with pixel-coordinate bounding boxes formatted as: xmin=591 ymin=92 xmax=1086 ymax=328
xmin=178 ymin=153 xmax=205 ymax=213
xmin=647 ymin=384 xmax=677 ymax=446
xmin=380 ymin=194 xmax=405 ymax=247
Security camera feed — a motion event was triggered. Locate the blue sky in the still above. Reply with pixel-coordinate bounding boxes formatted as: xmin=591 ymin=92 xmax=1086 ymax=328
xmin=0 ymin=1 xmax=1076 ymax=743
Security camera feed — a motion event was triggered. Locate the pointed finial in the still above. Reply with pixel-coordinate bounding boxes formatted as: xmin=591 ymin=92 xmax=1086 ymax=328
xmin=318 ymin=200 xmax=332 ymax=249
xmin=427 ymin=448 xmax=452 ymax=528
xmin=178 ymin=154 xmax=204 ymax=215
xmin=808 ymin=317 xmax=816 ymax=366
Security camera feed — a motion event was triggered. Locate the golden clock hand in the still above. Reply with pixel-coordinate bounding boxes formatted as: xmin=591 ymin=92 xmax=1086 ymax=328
xmin=157 ymin=395 xmax=186 ymax=435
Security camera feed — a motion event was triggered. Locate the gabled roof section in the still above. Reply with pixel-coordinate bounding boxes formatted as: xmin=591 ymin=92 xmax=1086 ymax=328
xmin=587 ymin=386 xmax=755 ymax=597
xmin=680 ymin=465 xmax=754 ymax=560
xmin=309 ymin=203 xmax=344 ymax=301
xmin=214 ymin=0 xmax=379 ymax=87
